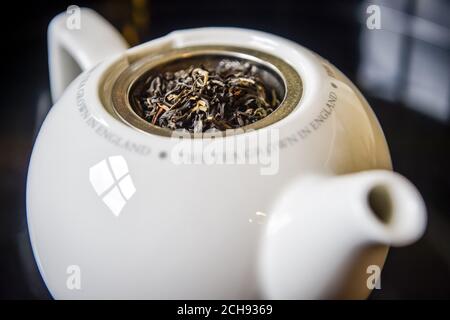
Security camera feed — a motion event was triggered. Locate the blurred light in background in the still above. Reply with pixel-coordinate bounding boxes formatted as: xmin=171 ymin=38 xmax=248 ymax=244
xmin=358 ymin=0 xmax=449 ymax=122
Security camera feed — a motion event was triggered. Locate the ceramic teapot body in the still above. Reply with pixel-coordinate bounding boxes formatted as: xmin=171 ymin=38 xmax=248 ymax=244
xmin=27 ymin=9 xmax=426 ymax=299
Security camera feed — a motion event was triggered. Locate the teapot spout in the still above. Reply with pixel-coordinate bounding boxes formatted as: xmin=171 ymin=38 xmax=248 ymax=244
xmin=258 ymin=170 xmax=426 ymax=299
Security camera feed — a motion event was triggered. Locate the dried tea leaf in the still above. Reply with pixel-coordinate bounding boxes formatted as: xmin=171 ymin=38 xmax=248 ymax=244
xmin=131 ymin=59 xmax=281 ymax=132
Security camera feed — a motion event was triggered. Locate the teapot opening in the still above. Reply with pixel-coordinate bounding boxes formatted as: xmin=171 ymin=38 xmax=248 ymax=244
xmin=128 ymin=54 xmax=285 ymax=132
xmin=110 ymin=46 xmax=303 ymax=137
xmin=367 ymin=184 xmax=393 ymax=224
xmin=358 ymin=171 xmax=426 ymax=247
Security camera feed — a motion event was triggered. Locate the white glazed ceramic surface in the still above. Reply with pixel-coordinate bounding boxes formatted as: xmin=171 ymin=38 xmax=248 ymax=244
xmin=27 ymin=8 xmax=426 ymax=299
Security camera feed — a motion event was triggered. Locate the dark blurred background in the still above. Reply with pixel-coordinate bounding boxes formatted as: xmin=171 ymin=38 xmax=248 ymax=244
xmin=0 ymin=0 xmax=449 ymax=299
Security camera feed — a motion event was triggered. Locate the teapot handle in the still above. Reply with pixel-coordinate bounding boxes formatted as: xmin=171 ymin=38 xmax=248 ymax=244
xmin=48 ymin=7 xmax=128 ymax=102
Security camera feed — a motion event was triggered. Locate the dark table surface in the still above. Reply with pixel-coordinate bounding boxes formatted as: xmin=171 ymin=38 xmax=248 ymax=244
xmin=0 ymin=0 xmax=449 ymax=299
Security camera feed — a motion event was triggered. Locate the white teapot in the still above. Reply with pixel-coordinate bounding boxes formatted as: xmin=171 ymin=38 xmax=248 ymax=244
xmin=27 ymin=8 xmax=426 ymax=299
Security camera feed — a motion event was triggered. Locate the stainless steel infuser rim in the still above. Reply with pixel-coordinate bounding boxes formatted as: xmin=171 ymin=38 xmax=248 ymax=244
xmin=110 ymin=45 xmax=303 ymax=137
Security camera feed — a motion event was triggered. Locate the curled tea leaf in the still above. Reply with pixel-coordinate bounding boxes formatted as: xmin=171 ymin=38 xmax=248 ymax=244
xmin=131 ymin=59 xmax=281 ymax=132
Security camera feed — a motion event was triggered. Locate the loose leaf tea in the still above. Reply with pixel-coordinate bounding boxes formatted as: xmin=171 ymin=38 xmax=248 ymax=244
xmin=130 ymin=59 xmax=282 ymax=133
